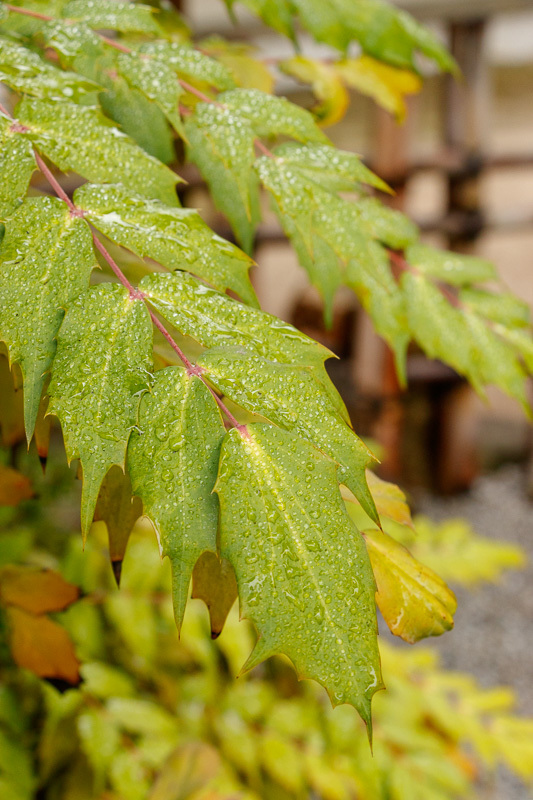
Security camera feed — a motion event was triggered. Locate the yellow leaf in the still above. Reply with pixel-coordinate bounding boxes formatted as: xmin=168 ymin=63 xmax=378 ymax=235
xmin=363 ymin=528 xmax=457 ymax=643
xmin=336 ymin=56 xmax=422 ymax=122
xmin=201 ymin=38 xmax=274 ymax=93
xmin=0 ymin=566 xmax=79 ymax=614
xmin=0 ymin=466 xmax=33 ymax=506
xmin=6 ymin=606 xmax=80 ymax=683
xmin=342 ymin=471 xmax=413 ymax=528
xmin=191 ymin=551 xmax=238 ymax=639
xmin=279 ymin=56 xmax=349 ymax=127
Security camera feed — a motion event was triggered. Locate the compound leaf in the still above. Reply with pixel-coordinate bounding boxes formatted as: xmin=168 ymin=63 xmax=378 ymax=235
xmin=48 ymin=283 xmax=153 ymax=537
xmin=199 ymin=347 xmax=379 ymax=524
xmin=61 ymin=0 xmax=159 ymax=34
xmin=0 ymin=114 xmax=35 ymax=220
xmin=402 ymin=271 xmax=530 ymax=410
xmin=17 ymin=97 xmax=180 ymax=205
xmin=363 ymin=528 xmax=456 ymax=644
xmin=215 ymin=423 xmax=382 ymax=728
xmin=74 ymin=182 xmax=257 ymax=306
xmin=127 ymin=367 xmax=226 ymax=629
xmin=0 ymin=197 xmax=95 ymax=438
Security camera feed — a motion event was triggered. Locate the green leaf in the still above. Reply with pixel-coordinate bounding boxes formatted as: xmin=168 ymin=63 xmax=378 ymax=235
xmin=220 ymin=88 xmax=329 ymax=143
xmin=139 ymin=271 xmax=331 ymax=367
xmin=17 ymin=97 xmax=180 ymax=205
xmin=48 ymin=283 xmax=153 ymax=536
xmin=289 ymin=0 xmax=455 ymax=72
xmin=226 ymin=0 xmax=295 ymax=40
xmin=138 ymin=41 xmax=236 ymax=91
xmin=199 ymin=347 xmax=379 ymax=523
xmin=0 ymin=115 xmax=35 ymax=220
xmin=460 ymin=287 xmax=531 ymax=327
xmin=116 ymin=52 xmax=184 ymax=135
xmin=93 ymin=466 xmax=142 ymax=586
xmin=74 ymin=182 xmax=257 ymax=306
xmin=43 ymin=21 xmax=177 ymax=161
xmin=214 ymin=423 xmax=382 ymax=727
xmin=191 ymin=552 xmax=238 ymax=639
xmin=363 ymin=528 xmax=456 ymax=644
xmin=406 ymin=243 xmax=497 ymax=286
xmin=61 ymin=0 xmax=159 ymax=34
xmin=0 ymin=197 xmax=95 ymax=438
xmin=402 ymin=271 xmax=530 ymax=409
xmin=352 ymin=196 xmax=418 ymax=249
xmin=127 ymin=367 xmax=226 ymax=629
xmin=0 ymin=36 xmax=100 ymax=100
xmin=343 ymin=471 xmax=413 ymax=529
xmin=274 ymin=141 xmax=389 ymax=193
xmin=257 ymin=156 xmax=409 ymax=363
xmin=185 ymin=104 xmax=259 ymax=251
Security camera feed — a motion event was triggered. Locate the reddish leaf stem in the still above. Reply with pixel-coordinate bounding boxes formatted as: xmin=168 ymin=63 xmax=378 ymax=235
xmin=32 ymin=151 xmax=76 ymax=210
xmin=1 ymin=91 xmax=244 ymax=428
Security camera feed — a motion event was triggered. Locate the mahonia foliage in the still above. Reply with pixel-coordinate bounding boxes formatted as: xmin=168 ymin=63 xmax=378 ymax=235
xmin=0 ymin=0 xmax=532 ymax=730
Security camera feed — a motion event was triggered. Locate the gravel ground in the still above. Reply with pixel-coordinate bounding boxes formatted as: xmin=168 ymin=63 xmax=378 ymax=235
xmin=410 ymin=465 xmax=533 ymax=800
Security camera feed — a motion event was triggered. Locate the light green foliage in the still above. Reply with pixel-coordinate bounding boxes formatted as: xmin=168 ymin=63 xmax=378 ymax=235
xmin=0 ymin=115 xmax=34 ymax=219
xmin=406 ymin=243 xmax=497 ymax=286
xmin=274 ymin=141 xmax=390 ymax=193
xmin=74 ymin=182 xmax=257 ymax=306
xmin=61 ymin=0 xmax=159 ymax=34
xmin=215 ymin=424 xmax=382 ymax=727
xmin=256 ymin=154 xmax=409 ymax=360
xmin=0 ymin=496 xmax=531 ymax=800
xmin=185 ymin=103 xmax=260 ymax=251
xmin=128 ymin=367 xmax=226 ymax=628
xmin=138 ymin=41 xmax=236 ymax=91
xmin=392 ymin=516 xmax=526 ymax=587
xmin=0 ymin=197 xmax=95 ymax=438
xmin=230 ymin=0 xmax=456 ymax=71
xmin=220 ymin=87 xmax=328 ymax=143
xmin=48 ymin=283 xmax=153 ymax=535
xmin=402 ymin=271 xmax=530 ymax=410
xmin=0 ymin=36 xmax=100 ymax=101
xmin=200 ymin=347 xmax=379 ymax=523
xmin=17 ymin=98 xmax=179 ymax=205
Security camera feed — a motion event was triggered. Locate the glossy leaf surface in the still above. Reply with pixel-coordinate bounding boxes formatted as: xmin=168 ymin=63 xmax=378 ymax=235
xmin=0 ymin=197 xmax=95 ymax=437
xmin=215 ymin=424 xmax=382 ymax=727
xmin=74 ymin=183 xmax=256 ymax=306
xmin=48 ymin=283 xmax=153 ymax=536
xmin=128 ymin=367 xmax=226 ymax=628
xmin=17 ymin=98 xmax=179 ymax=205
